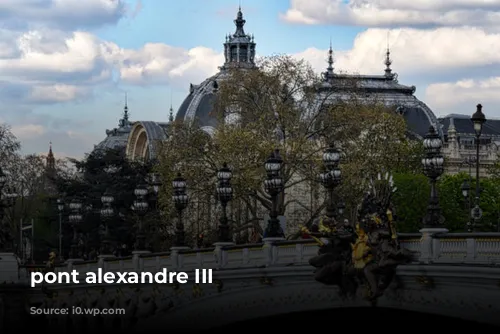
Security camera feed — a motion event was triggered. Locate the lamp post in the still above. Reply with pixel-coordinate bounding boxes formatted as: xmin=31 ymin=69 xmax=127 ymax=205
xmin=0 ymin=167 xmax=8 ymax=250
xmin=471 ymin=104 xmax=486 ymax=231
xmin=460 ymin=180 xmax=472 ymax=232
xmin=149 ymin=172 xmax=162 ymax=209
xmin=216 ymin=163 xmax=233 ymax=243
xmin=172 ymin=173 xmax=188 ymax=247
xmin=319 ymin=143 xmax=341 ymax=219
xmin=263 ymin=149 xmax=284 ymax=239
xmin=133 ymin=184 xmax=149 ymax=251
xmin=57 ymin=198 xmax=64 ymax=260
xmin=422 ymin=126 xmax=445 ymax=228
xmin=68 ymin=198 xmax=83 ymax=260
xmin=100 ymin=191 xmax=114 ymax=255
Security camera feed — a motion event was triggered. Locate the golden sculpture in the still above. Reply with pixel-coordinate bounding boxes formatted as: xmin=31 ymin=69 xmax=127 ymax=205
xmin=351 ymin=226 xmax=372 ymax=269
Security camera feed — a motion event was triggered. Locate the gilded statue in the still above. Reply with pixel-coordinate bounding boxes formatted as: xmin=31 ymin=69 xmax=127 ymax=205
xmin=306 ymin=171 xmax=414 ymax=302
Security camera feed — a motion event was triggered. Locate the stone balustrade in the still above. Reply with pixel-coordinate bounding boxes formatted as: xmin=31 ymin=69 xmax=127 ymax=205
xmin=14 ymin=230 xmax=500 ymax=283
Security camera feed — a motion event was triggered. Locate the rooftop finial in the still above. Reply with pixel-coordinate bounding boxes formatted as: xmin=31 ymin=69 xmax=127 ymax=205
xmin=169 ymin=90 xmax=174 ymax=122
xmin=322 ymin=39 xmax=335 ymax=82
xmin=384 ymin=31 xmax=394 ymax=79
xmin=234 ymin=3 xmax=246 ymax=36
xmin=123 ymin=92 xmax=129 ymax=122
xmin=221 ymin=4 xmax=256 ymax=69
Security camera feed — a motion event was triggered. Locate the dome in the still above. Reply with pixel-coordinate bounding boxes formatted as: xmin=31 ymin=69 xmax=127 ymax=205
xmin=175 ymin=7 xmax=256 ymax=131
xmin=175 ymin=72 xmax=225 ymax=130
xmin=94 ymin=126 xmax=132 ymax=152
xmin=94 ymin=104 xmax=132 ymax=153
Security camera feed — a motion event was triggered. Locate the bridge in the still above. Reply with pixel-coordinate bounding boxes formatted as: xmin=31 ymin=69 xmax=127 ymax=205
xmin=2 ymin=228 xmax=500 ymax=332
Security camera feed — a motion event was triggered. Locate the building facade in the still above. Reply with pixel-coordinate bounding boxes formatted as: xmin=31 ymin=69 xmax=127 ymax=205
xmin=440 ymin=114 xmax=500 ymax=177
xmin=90 ymin=7 xmax=499 ymax=234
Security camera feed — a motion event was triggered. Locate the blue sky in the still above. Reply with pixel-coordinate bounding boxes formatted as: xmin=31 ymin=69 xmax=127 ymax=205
xmin=1 ymin=0 xmax=499 ymax=158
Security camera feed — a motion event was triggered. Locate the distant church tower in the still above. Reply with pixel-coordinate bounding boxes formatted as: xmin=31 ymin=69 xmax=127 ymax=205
xmin=44 ymin=142 xmax=57 ymax=194
xmin=221 ymin=6 xmax=256 ymax=70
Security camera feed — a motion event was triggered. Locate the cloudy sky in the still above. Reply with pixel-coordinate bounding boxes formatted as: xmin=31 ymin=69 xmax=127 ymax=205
xmin=1 ymin=0 xmax=497 ymax=159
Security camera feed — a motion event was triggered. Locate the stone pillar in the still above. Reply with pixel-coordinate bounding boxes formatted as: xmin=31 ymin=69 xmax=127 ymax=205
xmin=97 ymin=254 xmax=115 ymax=271
xmin=418 ymin=228 xmax=448 ymax=263
xmin=170 ymin=246 xmax=190 ymax=270
xmin=262 ymin=238 xmax=284 ymax=265
xmin=213 ymin=242 xmax=234 ymax=269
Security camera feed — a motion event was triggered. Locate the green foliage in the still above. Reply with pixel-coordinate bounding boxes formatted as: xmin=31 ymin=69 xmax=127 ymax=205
xmin=53 ymin=148 xmax=158 ymax=254
xmin=391 ymin=173 xmax=429 ymax=232
xmin=391 ymin=172 xmax=500 ymax=232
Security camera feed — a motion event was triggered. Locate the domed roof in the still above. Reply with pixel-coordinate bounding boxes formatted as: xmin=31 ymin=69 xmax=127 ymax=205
xmin=175 ymin=72 xmax=225 ymax=128
xmin=94 ymin=102 xmax=132 ymax=153
xmin=175 ymin=7 xmax=256 ymax=129
xmin=319 ymin=46 xmax=440 ymax=139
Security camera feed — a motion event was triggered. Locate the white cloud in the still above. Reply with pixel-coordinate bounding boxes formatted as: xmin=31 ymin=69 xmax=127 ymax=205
xmin=425 ymin=77 xmax=500 ymax=111
xmin=0 ymin=0 xmax=127 ymax=30
xmin=281 ymin=0 xmax=500 ymax=28
xmin=294 ymin=27 xmax=500 ymax=76
xmin=10 ymin=124 xmax=46 ymax=140
xmin=110 ymin=44 xmax=223 ymax=86
xmin=30 ymin=84 xmax=90 ymax=103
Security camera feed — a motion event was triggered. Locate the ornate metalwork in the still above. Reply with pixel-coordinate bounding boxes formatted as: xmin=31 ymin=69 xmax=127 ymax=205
xmin=307 ymin=171 xmax=413 ymax=302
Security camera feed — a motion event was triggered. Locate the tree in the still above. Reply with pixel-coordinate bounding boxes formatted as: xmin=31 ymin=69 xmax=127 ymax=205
xmin=391 ymin=173 xmax=429 ymax=232
xmin=53 ymin=148 xmax=157 ymax=255
xmin=157 ymin=55 xmax=422 ymax=240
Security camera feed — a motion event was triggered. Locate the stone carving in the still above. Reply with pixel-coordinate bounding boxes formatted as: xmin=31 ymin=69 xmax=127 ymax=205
xmin=307 ymin=172 xmax=414 ymax=302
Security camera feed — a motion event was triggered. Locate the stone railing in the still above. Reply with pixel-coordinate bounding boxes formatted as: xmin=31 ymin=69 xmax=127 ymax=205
xmin=15 ymin=230 xmax=500 ymax=282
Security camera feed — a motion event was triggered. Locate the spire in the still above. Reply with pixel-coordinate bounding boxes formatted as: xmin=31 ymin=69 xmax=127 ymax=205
xmin=384 ymin=32 xmax=395 ymax=79
xmin=384 ymin=47 xmax=393 ymax=78
xmin=322 ymin=40 xmax=335 ymax=82
xmin=46 ymin=141 xmax=55 ymax=171
xmin=119 ymin=93 xmax=130 ymax=128
xmin=123 ymin=92 xmax=129 ymax=122
xmin=221 ymin=6 xmax=256 ymax=69
xmin=234 ymin=5 xmax=246 ymax=37
xmin=169 ymin=104 xmax=174 ymax=122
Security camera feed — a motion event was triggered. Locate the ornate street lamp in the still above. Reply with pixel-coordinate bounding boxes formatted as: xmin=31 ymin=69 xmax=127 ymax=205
xmin=422 ymin=126 xmax=445 ymax=228
xmin=471 ymin=104 xmax=486 ymax=230
xmin=320 ymin=143 xmax=341 ymax=219
xmin=68 ymin=198 xmax=83 ymax=260
xmin=216 ymin=163 xmax=233 ymax=242
xmin=264 ymin=149 xmax=284 ymax=238
xmin=0 ymin=167 xmax=13 ymax=251
xmin=148 ymin=172 xmax=162 ymax=210
xmin=0 ymin=166 xmax=6 ymax=223
xmin=133 ymin=184 xmax=149 ymax=251
xmin=57 ymin=198 xmax=64 ymax=260
xmin=100 ymin=191 xmax=114 ymax=255
xmin=172 ymin=173 xmax=188 ymax=247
